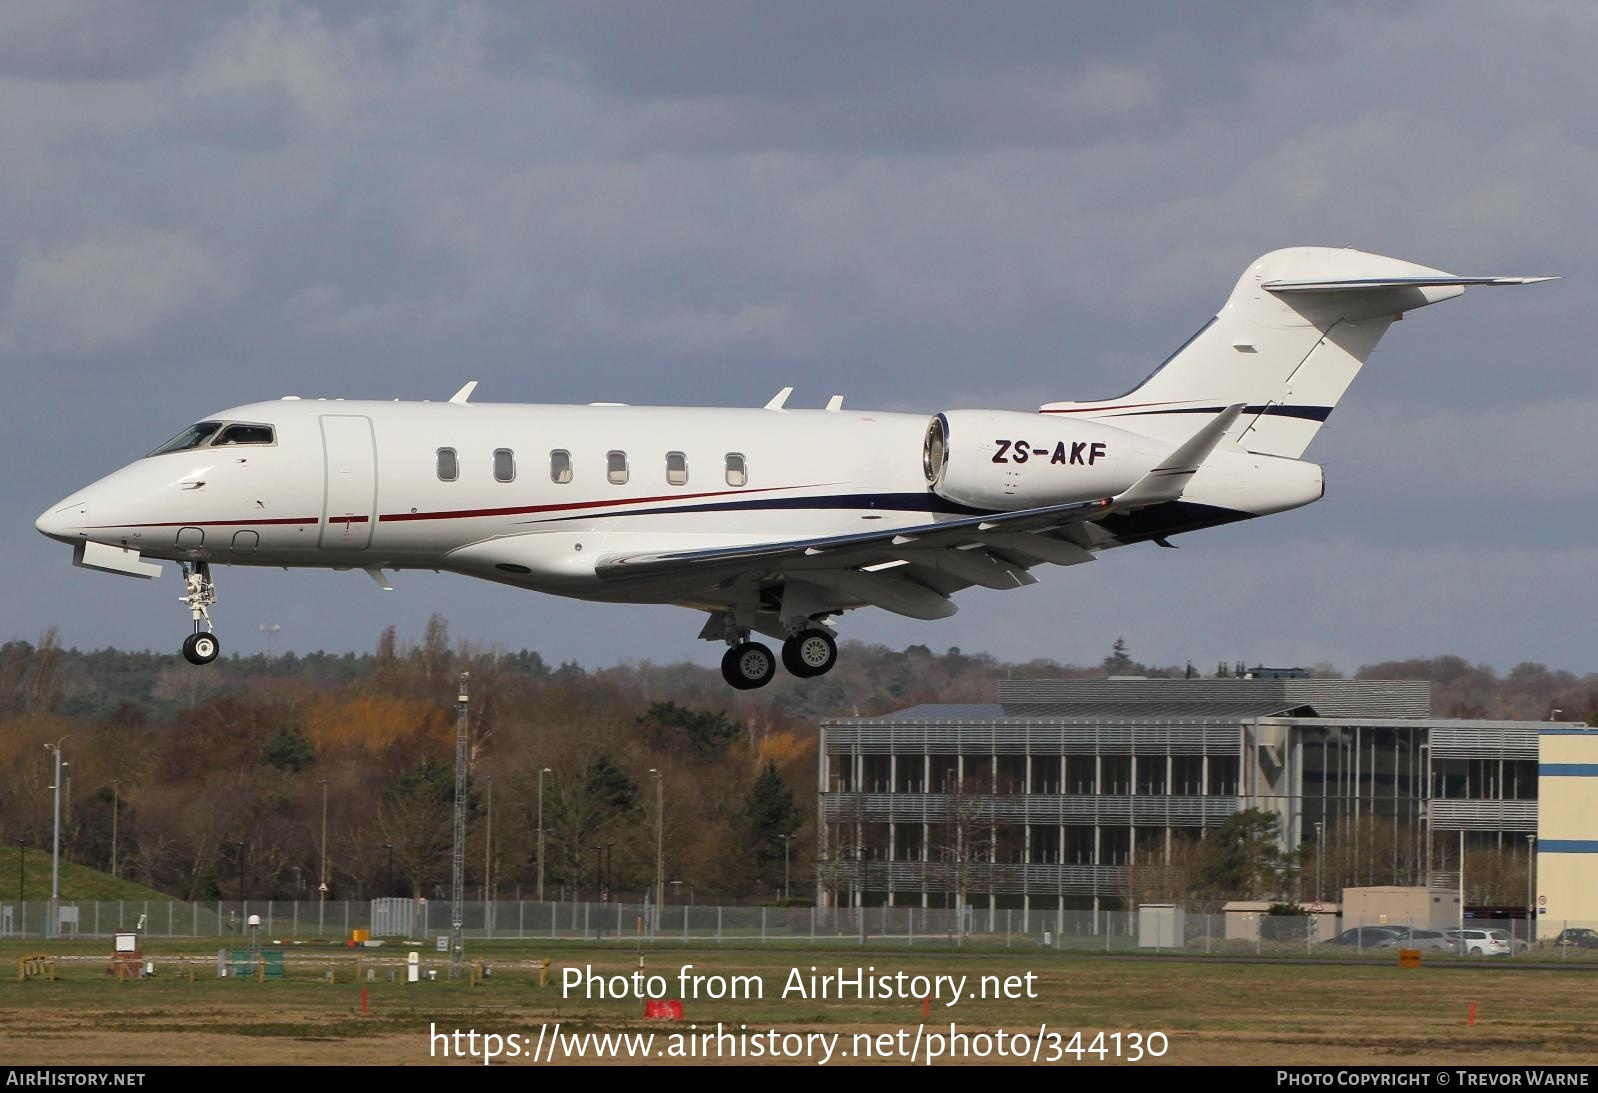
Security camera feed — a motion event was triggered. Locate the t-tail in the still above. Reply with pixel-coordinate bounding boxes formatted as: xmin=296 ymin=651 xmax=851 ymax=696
xmin=1042 ymin=246 xmax=1554 ymax=458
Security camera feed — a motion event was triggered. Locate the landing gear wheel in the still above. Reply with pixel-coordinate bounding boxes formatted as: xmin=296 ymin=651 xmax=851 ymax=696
xmin=721 ymin=641 xmax=776 ymax=690
xmin=182 ymin=632 xmax=220 ymax=666
xmin=782 ymin=629 xmax=838 ymax=678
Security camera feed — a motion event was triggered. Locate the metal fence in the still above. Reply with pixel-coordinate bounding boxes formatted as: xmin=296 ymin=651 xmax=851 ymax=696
xmin=0 ymin=898 xmax=1584 ymax=956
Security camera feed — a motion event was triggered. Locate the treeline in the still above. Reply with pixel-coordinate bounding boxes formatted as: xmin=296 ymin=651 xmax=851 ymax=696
xmin=0 ymin=617 xmax=818 ymax=905
xmin=0 ymin=624 xmax=1593 ymax=905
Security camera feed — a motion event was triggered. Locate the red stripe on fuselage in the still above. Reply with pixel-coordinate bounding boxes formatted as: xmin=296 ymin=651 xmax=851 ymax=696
xmin=90 ymin=483 xmax=828 ymax=532
xmin=86 ymin=516 xmax=320 ymax=529
xmin=376 ymin=483 xmax=819 ymax=523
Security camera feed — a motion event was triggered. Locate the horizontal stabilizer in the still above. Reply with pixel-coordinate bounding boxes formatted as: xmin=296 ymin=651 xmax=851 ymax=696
xmin=1113 ymin=404 xmax=1243 ymax=510
xmin=1264 ymin=275 xmax=1556 ymax=293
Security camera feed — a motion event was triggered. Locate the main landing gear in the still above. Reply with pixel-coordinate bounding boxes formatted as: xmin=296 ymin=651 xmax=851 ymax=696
xmin=719 ymin=627 xmax=839 ymax=690
xmin=178 ymin=561 xmax=221 ymax=666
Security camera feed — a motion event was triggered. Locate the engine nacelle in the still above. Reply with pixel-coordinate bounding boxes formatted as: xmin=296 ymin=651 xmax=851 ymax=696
xmin=923 ymin=410 xmax=1167 ymax=511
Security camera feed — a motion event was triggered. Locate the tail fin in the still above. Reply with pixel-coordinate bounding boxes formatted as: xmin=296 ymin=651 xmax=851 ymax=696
xmin=1041 ymin=247 xmax=1553 ymax=458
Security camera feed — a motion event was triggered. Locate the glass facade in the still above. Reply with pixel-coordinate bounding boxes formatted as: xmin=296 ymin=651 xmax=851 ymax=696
xmin=818 ymin=694 xmax=1544 ymax=931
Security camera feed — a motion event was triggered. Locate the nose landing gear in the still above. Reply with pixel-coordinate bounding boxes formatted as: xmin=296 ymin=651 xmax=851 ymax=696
xmin=178 ymin=561 xmax=221 ymax=666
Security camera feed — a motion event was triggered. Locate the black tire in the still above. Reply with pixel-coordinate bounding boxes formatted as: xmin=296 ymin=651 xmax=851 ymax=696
xmin=182 ymin=632 xmax=220 ymax=666
xmin=781 ymin=629 xmax=838 ymax=678
xmin=721 ymin=642 xmax=776 ymax=690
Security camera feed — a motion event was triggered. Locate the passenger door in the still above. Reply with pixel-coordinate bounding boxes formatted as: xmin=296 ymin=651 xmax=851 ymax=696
xmin=319 ymin=415 xmax=377 ymax=550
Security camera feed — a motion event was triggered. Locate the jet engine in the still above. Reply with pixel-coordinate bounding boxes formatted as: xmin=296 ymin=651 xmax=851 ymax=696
xmin=923 ymin=410 xmax=1167 ymax=511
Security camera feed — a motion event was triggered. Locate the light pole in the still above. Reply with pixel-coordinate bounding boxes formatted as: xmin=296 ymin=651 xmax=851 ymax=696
xmin=318 ymin=777 xmax=329 ymax=936
xmin=779 ymin=833 xmax=797 ymax=902
xmin=484 ymin=774 xmax=493 ymax=905
xmin=856 ymin=846 xmax=867 ymax=945
xmin=1527 ymin=834 xmax=1538 ymax=947
xmin=1313 ymin=820 xmax=1324 ymax=904
xmin=236 ymin=840 xmax=246 ymax=903
xmin=648 ymin=768 xmax=664 ymax=928
xmin=17 ymin=839 xmax=24 ymax=905
xmin=110 ymin=780 xmax=119 ymax=879
xmin=537 ymin=767 xmax=551 ymax=903
xmin=384 ymin=843 xmax=394 ymax=897
xmin=45 ymin=737 xmax=67 ymax=939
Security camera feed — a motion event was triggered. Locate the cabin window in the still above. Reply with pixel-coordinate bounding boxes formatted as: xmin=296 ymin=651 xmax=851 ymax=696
xmin=607 ymin=450 xmax=629 ymax=485
xmin=215 ymin=423 xmax=276 ymax=446
xmin=665 ymin=451 xmax=688 ymax=486
xmin=550 ymin=449 xmax=572 ymax=484
xmin=437 ymin=447 xmax=459 ymax=482
xmin=725 ymin=452 xmax=747 ymax=487
xmin=493 ymin=448 xmax=515 ymax=483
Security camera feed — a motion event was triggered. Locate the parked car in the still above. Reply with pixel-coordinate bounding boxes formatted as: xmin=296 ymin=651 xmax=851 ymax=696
xmin=1323 ymin=926 xmax=1407 ymax=948
xmin=1374 ymin=928 xmax=1459 ymax=954
xmin=1553 ymin=928 xmax=1598 ymax=949
xmin=1444 ymin=928 xmax=1516 ymax=956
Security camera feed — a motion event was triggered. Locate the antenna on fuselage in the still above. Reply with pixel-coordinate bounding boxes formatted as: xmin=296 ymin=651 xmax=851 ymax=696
xmin=449 ymin=381 xmax=478 ymax=405
xmin=764 ymin=386 xmax=793 ymax=410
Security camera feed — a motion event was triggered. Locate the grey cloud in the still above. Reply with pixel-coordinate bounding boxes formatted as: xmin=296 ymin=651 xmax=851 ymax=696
xmin=0 ymin=1 xmax=218 ymax=82
xmin=4 ymin=1 xmax=1594 ymax=675
xmin=3 ymin=229 xmax=227 ymax=354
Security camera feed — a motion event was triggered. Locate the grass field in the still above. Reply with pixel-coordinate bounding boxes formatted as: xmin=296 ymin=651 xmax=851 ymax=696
xmin=2 ymin=939 xmax=1596 ymax=1067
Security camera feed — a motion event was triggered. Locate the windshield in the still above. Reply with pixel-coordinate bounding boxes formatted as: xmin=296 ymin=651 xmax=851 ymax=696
xmin=150 ymin=421 xmax=223 ymax=455
xmin=215 ymin=423 xmax=275 ymax=446
xmin=149 ymin=420 xmax=276 ymax=456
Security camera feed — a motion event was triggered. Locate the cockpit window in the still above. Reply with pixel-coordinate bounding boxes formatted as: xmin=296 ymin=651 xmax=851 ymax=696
xmin=149 ymin=420 xmax=275 ymax=456
xmin=216 ymin=423 xmax=275 ymax=446
xmin=150 ymin=421 xmax=223 ymax=455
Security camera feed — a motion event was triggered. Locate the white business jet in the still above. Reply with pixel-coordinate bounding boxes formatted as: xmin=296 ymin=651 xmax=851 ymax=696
xmin=35 ymin=247 xmax=1550 ymax=689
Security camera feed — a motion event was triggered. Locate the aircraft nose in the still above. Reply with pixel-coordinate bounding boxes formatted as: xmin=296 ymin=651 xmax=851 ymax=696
xmin=35 ymin=499 xmax=86 ymax=544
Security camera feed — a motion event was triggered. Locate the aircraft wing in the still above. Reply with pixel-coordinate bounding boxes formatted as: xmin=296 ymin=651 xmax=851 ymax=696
xmin=595 ymin=411 xmax=1235 ymax=622
xmin=591 ymin=498 xmax=1112 ymax=610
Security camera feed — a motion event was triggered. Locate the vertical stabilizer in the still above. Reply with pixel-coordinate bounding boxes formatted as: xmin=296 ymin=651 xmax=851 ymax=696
xmin=1041 ymin=247 xmax=1548 ymax=458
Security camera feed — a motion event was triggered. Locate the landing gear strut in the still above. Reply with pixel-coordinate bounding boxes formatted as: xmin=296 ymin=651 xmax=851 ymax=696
xmin=179 ymin=561 xmax=221 ymax=666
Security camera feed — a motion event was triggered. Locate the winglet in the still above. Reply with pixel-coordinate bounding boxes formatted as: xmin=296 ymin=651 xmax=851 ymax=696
xmin=764 ymin=386 xmax=794 ymax=411
xmin=1113 ymin=404 xmax=1244 ymax=510
xmin=449 ymin=381 xmax=478 ymax=405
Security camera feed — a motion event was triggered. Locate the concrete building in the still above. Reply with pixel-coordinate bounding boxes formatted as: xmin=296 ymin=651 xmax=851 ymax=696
xmin=817 ymin=675 xmax=1572 ymax=930
xmin=1535 ymin=729 xmax=1598 ymax=934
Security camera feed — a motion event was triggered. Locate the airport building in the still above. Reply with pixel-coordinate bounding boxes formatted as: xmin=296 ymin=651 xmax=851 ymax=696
xmin=816 ymin=675 xmax=1574 ymax=930
xmin=1535 ymin=729 xmax=1598 ymax=931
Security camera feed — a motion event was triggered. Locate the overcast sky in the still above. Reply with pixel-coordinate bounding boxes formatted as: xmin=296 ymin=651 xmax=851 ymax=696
xmin=4 ymin=1 xmax=1594 ymax=676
